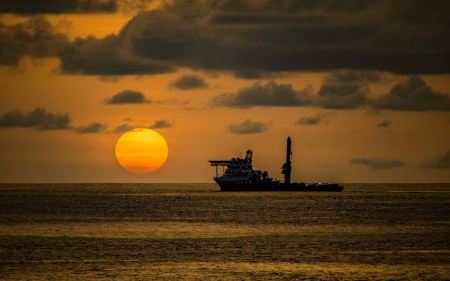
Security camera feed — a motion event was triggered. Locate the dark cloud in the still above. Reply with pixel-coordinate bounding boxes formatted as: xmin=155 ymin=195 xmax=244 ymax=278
xmin=0 ymin=16 xmax=69 ymax=66
xmin=232 ymin=70 xmax=272 ymax=80
xmin=99 ymin=75 xmax=120 ymax=82
xmin=109 ymin=123 xmax=134 ymax=134
xmin=149 ymin=119 xmax=175 ymax=129
xmin=228 ymin=119 xmax=271 ymax=134
xmin=320 ymin=71 xmax=450 ymax=112
xmin=296 ymin=113 xmax=327 ymax=125
xmin=208 ymin=14 xmax=328 ymax=25
xmin=2 ymin=1 xmax=449 ymax=76
xmin=323 ymin=70 xmax=384 ymax=84
xmin=211 ymin=72 xmax=450 ymax=111
xmin=75 ymin=122 xmax=108 ymax=133
xmin=316 ymin=83 xmax=370 ymax=109
xmin=315 ymin=71 xmax=372 ymax=109
xmin=4 ymin=1 xmax=448 ymax=75
xmin=169 ymin=74 xmax=208 ymax=90
xmin=372 ymin=76 xmax=450 ymax=111
xmin=105 ymin=90 xmax=150 ymax=104
xmin=0 ymin=0 xmax=117 ymax=14
xmin=211 ymin=81 xmax=313 ymax=108
xmin=211 ymin=0 xmax=375 ymax=14
xmin=0 ymin=107 xmax=71 ymax=130
xmin=350 ymin=158 xmax=407 ymax=170
xmin=376 ymin=120 xmax=391 ymax=127
xmin=420 ymin=150 xmax=450 ymax=169
xmin=59 ymin=34 xmax=174 ymax=75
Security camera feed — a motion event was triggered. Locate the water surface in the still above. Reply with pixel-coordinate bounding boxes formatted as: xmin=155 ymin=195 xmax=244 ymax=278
xmin=1 ymin=183 xmax=449 ymax=280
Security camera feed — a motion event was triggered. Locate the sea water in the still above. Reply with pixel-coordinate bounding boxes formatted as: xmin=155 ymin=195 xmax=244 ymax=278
xmin=0 ymin=183 xmax=449 ymax=280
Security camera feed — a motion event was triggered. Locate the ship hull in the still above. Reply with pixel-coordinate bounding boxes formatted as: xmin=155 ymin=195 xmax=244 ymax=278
xmin=215 ymin=179 xmax=343 ymax=192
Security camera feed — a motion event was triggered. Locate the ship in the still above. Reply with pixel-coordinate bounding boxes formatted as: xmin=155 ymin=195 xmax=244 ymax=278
xmin=208 ymin=137 xmax=344 ymax=192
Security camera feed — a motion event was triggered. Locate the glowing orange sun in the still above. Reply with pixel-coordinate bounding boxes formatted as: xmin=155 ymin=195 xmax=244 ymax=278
xmin=115 ymin=128 xmax=169 ymax=174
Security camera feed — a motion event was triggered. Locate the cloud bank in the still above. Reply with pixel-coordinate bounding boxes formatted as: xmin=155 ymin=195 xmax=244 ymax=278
xmin=211 ymin=76 xmax=450 ymax=111
xmin=0 ymin=107 xmax=71 ymax=130
xmin=3 ymin=0 xmax=450 ymax=75
xmin=212 ymin=81 xmax=313 ymax=108
xmin=0 ymin=17 xmax=69 ymax=66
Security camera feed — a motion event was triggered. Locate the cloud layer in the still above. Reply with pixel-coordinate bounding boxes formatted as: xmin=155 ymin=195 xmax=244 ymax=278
xmin=0 ymin=0 xmax=117 ymax=14
xmin=3 ymin=0 xmax=450 ymax=75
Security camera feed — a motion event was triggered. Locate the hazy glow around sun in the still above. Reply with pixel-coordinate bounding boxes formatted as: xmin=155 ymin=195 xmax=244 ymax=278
xmin=115 ymin=128 xmax=169 ymax=174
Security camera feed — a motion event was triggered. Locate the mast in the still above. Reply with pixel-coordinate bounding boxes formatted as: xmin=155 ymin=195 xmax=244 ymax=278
xmin=282 ymin=137 xmax=292 ymax=185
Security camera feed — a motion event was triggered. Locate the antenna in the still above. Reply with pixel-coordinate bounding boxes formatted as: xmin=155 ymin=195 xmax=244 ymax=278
xmin=282 ymin=137 xmax=292 ymax=185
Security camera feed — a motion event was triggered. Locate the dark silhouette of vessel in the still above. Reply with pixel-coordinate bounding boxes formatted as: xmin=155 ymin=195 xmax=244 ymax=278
xmin=209 ymin=137 xmax=344 ymax=192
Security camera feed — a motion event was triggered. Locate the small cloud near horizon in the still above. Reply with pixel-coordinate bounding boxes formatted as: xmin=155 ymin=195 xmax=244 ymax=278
xmin=75 ymin=122 xmax=108 ymax=134
xmin=420 ymin=150 xmax=450 ymax=169
xmin=228 ymin=119 xmax=272 ymax=134
xmin=350 ymin=157 xmax=406 ymax=170
xmin=296 ymin=113 xmax=328 ymax=125
xmin=149 ymin=119 xmax=176 ymax=129
xmin=108 ymin=123 xmax=135 ymax=134
xmin=376 ymin=120 xmax=391 ymax=127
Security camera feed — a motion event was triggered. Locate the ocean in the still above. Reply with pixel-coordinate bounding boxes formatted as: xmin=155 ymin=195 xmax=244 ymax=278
xmin=0 ymin=183 xmax=449 ymax=280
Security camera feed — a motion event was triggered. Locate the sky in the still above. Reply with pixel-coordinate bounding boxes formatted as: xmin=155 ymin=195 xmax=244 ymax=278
xmin=0 ymin=0 xmax=449 ymax=183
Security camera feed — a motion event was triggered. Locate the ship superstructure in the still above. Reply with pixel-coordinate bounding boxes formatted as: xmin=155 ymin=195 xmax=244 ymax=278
xmin=208 ymin=149 xmax=275 ymax=191
xmin=209 ymin=137 xmax=343 ymax=192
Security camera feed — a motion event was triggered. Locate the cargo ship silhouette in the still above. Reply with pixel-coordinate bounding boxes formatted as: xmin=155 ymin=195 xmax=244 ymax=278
xmin=209 ymin=137 xmax=344 ymax=192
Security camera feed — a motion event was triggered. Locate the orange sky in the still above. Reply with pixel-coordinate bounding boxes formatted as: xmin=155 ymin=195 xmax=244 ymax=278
xmin=0 ymin=0 xmax=449 ymax=183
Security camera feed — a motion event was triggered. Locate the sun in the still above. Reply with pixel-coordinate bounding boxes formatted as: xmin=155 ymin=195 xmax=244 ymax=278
xmin=115 ymin=128 xmax=169 ymax=174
